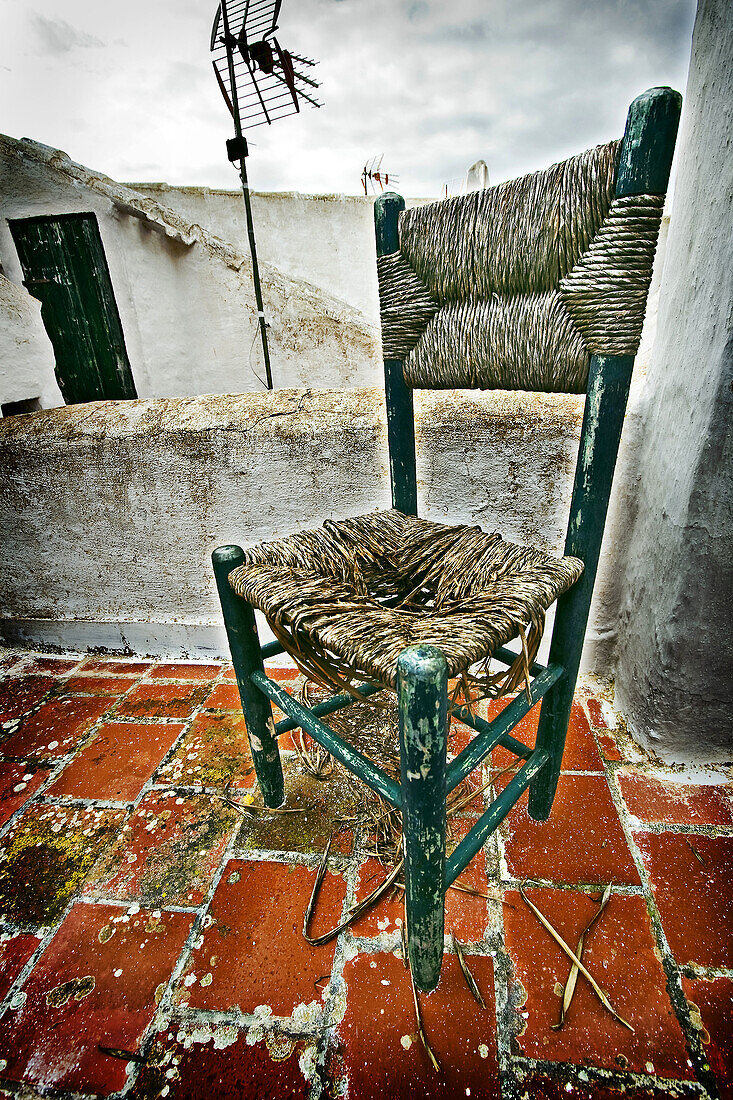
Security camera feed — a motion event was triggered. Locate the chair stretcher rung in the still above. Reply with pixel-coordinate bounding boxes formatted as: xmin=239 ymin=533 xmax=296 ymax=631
xmin=250 ymin=670 xmax=401 ymax=808
xmin=260 ymin=639 xmax=285 ymax=659
xmin=273 ymin=680 xmax=385 ymax=735
xmin=446 ymin=662 xmax=564 ymax=792
xmin=445 ymin=749 xmax=550 ymax=885
xmin=492 ymin=644 xmax=549 ymax=677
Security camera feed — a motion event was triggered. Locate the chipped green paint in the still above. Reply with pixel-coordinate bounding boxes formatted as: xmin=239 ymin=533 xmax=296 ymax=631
xmin=397 ymin=645 xmax=448 ymax=993
xmin=375 ymin=192 xmax=418 ymax=516
xmin=251 ymin=670 xmax=401 ymax=808
xmin=529 ymin=87 xmax=681 ymax=821
xmin=212 ymin=546 xmax=284 ymax=808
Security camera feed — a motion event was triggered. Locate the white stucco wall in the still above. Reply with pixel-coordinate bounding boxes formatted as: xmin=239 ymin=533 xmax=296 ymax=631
xmin=127 ymin=184 xmax=433 ymax=326
xmin=0 ymin=273 xmax=62 ymax=410
xmin=614 ymin=0 xmax=733 ymax=765
xmin=0 ymin=136 xmax=380 ymax=400
xmin=2 ymin=388 xmax=616 ymax=664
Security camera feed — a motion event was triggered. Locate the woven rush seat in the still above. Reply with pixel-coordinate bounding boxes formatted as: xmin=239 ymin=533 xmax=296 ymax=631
xmin=228 ymin=509 xmax=584 ymax=692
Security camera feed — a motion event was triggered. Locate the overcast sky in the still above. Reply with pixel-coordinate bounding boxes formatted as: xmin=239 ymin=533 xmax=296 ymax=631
xmin=1 ymin=0 xmax=695 ymax=197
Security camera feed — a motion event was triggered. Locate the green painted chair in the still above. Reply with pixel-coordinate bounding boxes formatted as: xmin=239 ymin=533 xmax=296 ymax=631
xmin=213 ymin=87 xmax=680 ymax=992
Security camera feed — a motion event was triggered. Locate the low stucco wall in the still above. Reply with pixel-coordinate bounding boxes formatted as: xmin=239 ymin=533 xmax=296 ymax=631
xmin=1 ymin=388 xmax=633 ymax=667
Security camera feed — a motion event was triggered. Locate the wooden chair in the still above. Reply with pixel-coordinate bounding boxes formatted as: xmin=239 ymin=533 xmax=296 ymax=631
xmin=212 ymin=87 xmax=681 ymax=992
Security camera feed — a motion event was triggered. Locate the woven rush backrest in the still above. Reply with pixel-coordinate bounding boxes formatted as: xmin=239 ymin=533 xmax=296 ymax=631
xmin=377 ymin=140 xmax=664 ymax=393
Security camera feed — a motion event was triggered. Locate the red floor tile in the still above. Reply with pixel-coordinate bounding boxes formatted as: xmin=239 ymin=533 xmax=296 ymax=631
xmin=490 ymin=700 xmax=603 ymax=772
xmin=585 ymin=697 xmax=610 ymax=728
xmin=0 ymin=761 xmax=48 ymax=826
xmin=635 ymin=832 xmax=733 ymax=968
xmin=267 ymin=665 xmax=300 ymax=682
xmin=78 ymin=658 xmax=153 ymax=676
xmin=221 ymin=663 xmax=299 ymax=684
xmin=114 ymin=682 xmax=210 ymax=720
xmin=132 ymin=1029 xmax=311 ymax=1099
xmin=154 ymin=710 xmax=255 ymax=790
xmin=350 ymin=832 xmax=493 ymax=945
xmin=446 ymin=817 xmax=493 ymax=942
xmin=618 ymin=768 xmax=733 ymax=827
xmin=682 ymin=976 xmax=733 ymax=1099
xmin=349 ymin=858 xmax=405 ymax=937
xmin=596 ymin=731 xmax=624 ymax=762
xmin=203 ymin=681 xmax=242 ymax=711
xmin=84 ymin=790 xmax=239 ymax=906
xmin=0 ymin=654 xmax=24 ymax=675
xmin=0 ymin=931 xmax=42 ymax=1000
xmin=46 ymin=721 xmax=185 ymax=802
xmin=0 ymin=696 xmax=111 ymax=759
xmin=0 ymin=676 xmax=54 ymax=723
xmin=175 ymin=859 xmax=346 ymax=1017
xmin=336 ymin=950 xmax=499 ymax=1098
xmin=498 ymin=772 xmax=640 ymax=885
xmin=58 ymin=675 xmax=139 ymax=696
xmin=503 ymin=888 xmax=693 ymax=1080
xmin=0 ymin=901 xmax=192 ymax=1096
xmin=20 ymin=657 xmax=81 ymax=677
xmin=0 ymin=803 xmax=126 ymax=927
xmin=148 ymin=662 xmax=223 ymax=682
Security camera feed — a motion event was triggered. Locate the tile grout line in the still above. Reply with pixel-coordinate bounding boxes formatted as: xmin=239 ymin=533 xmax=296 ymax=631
xmin=595 ymin=724 xmax=721 ymax=1100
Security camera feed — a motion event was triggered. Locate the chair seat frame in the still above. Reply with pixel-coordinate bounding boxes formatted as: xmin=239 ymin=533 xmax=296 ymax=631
xmin=212 ymin=86 xmax=680 ymax=992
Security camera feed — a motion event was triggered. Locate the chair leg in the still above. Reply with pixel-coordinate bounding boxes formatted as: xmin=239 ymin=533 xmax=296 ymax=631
xmin=397 ymin=645 xmax=448 ymax=993
xmin=212 ymin=545 xmax=284 ymax=809
xmin=527 ymin=594 xmax=584 ymax=822
xmin=527 ymin=678 xmax=574 ymax=821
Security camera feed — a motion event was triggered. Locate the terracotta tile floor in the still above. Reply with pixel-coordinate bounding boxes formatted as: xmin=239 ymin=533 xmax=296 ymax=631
xmin=0 ymin=650 xmax=730 ymax=1099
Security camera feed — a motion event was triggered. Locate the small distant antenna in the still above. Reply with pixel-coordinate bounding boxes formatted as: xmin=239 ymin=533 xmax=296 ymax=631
xmin=362 ymin=155 xmax=399 ymax=195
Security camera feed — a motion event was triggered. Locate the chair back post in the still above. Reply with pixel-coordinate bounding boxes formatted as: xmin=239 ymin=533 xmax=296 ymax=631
xmin=374 ymin=192 xmax=418 ymax=516
xmin=528 ymin=87 xmax=682 ymax=821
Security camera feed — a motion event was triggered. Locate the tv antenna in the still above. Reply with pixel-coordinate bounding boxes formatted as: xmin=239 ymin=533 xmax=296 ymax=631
xmin=211 ymin=0 xmax=323 ymax=388
xmin=361 ymin=154 xmax=399 ymax=195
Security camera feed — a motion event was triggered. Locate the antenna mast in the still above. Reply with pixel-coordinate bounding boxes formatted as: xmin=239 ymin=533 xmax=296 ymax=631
xmin=211 ymin=0 xmax=322 ymax=389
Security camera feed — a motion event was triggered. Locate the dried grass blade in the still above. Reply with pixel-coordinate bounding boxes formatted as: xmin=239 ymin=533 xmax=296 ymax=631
xmin=410 ymin=963 xmax=441 ymax=1073
xmin=303 ymin=843 xmax=404 ymax=947
xmin=447 ymin=775 xmax=493 ymax=817
xmin=451 ymin=932 xmax=486 ymax=1009
xmin=393 ymin=877 xmax=493 ymax=902
xmin=303 ymin=834 xmax=333 ymax=945
xmin=518 ymin=886 xmax=634 ymax=1033
xmin=553 ymin=885 xmax=612 ymax=1030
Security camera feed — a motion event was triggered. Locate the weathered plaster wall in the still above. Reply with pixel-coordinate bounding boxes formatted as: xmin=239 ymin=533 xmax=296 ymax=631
xmin=0 ymin=136 xmax=379 ymax=399
xmin=128 ymin=184 xmax=433 ymax=326
xmin=0 ymin=273 xmax=62 ymax=409
xmin=1 ymin=389 xmax=613 ymax=663
xmin=614 ymin=0 xmax=733 ymax=764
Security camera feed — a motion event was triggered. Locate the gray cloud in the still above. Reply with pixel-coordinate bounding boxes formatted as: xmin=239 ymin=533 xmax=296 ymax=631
xmin=30 ymin=12 xmax=105 ymax=55
xmin=2 ymin=0 xmax=696 ymax=196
